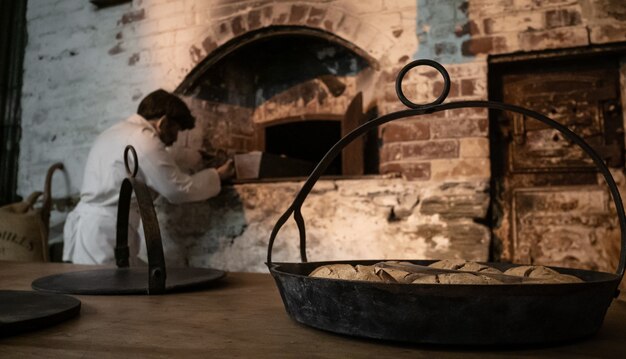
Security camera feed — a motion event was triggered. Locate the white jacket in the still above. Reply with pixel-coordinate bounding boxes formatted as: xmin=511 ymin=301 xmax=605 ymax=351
xmin=63 ymin=114 xmax=221 ymax=264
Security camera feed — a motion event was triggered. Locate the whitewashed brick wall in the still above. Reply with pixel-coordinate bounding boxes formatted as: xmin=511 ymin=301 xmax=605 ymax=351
xmin=19 ymin=0 xmax=424 ymax=267
xmin=19 ymin=0 xmax=418 ymax=198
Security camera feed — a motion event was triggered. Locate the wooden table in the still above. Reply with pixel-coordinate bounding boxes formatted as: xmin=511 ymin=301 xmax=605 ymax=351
xmin=1 ymin=261 xmax=625 ymax=358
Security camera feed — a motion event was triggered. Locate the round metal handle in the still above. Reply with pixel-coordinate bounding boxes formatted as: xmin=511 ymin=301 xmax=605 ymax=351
xmin=395 ymin=59 xmax=450 ymax=109
xmin=124 ymin=145 xmax=139 ymax=178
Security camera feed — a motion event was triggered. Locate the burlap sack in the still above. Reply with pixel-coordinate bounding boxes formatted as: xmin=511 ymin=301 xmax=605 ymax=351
xmin=0 ymin=162 xmax=64 ymax=262
xmin=0 ymin=192 xmax=48 ymax=261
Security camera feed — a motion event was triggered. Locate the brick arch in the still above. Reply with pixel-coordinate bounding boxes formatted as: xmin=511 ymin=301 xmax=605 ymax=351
xmin=175 ymin=24 xmax=382 ymax=95
xmin=177 ymin=1 xmax=397 ymax=74
xmin=250 ymin=79 xmax=356 ymax=126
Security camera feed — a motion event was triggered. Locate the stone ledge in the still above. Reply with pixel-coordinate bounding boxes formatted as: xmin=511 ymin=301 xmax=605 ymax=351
xmin=150 ymin=178 xmax=490 ymax=271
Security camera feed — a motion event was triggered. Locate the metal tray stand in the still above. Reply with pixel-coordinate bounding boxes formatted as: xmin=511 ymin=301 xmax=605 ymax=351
xmin=266 ymin=59 xmax=626 ymax=345
xmin=32 ymin=146 xmax=225 ymax=295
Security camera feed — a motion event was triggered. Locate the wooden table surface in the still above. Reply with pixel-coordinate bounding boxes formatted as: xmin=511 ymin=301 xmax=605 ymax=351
xmin=1 ymin=261 xmax=625 ymax=358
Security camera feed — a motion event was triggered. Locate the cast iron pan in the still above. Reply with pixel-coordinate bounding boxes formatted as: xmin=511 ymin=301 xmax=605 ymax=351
xmin=0 ymin=290 xmax=80 ymax=337
xmin=32 ymin=146 xmax=225 ymax=295
xmin=266 ymin=59 xmax=625 ymax=345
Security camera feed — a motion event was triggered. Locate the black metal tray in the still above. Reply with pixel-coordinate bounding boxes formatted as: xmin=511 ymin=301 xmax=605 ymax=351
xmin=0 ymin=290 xmax=81 ymax=337
xmin=266 ymin=59 xmax=625 ymax=345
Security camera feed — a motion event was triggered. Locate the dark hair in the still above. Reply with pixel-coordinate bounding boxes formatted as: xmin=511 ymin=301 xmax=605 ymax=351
xmin=137 ymin=89 xmax=195 ymax=130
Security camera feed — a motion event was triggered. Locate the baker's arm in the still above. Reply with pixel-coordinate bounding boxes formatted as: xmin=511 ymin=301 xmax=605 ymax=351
xmin=135 ymin=136 xmax=222 ymax=204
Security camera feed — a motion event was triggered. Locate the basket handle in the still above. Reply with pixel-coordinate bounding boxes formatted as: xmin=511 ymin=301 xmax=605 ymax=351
xmin=266 ymin=60 xmax=626 ymax=282
xmin=41 ymin=163 xmax=64 ymax=224
xmin=115 ymin=145 xmax=167 ymax=294
xmin=40 ymin=162 xmax=64 ymax=262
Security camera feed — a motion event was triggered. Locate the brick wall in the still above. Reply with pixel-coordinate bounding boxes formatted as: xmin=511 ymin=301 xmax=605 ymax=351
xmin=21 ymin=0 xmax=626 ymax=193
xmin=19 ymin=0 xmax=418 ymax=196
xmin=17 ymin=0 xmax=626 ymax=271
xmin=376 ymin=0 xmax=626 ymax=183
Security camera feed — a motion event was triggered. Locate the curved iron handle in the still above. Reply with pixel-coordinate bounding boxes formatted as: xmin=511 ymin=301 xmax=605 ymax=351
xmin=115 ymin=145 xmax=167 ymax=294
xmin=40 ymin=162 xmax=64 ymax=262
xmin=266 ymin=59 xmax=626 ymax=283
xmin=41 ymin=163 xmax=64 ymax=224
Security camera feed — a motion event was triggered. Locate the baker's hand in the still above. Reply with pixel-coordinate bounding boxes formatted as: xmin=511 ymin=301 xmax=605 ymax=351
xmin=198 ymin=149 xmax=227 ymax=168
xmin=216 ymin=159 xmax=235 ymax=181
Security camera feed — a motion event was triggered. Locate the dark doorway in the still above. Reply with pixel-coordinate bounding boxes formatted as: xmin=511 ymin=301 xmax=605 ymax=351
xmin=489 ymin=51 xmax=625 ymax=272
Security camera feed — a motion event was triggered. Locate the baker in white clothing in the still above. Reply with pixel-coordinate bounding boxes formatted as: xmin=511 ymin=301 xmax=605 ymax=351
xmin=63 ymin=89 xmax=234 ymax=265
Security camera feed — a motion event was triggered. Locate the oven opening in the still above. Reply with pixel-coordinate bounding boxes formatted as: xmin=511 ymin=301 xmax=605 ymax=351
xmin=176 ymin=26 xmax=378 ymax=180
xmin=265 ymin=120 xmax=342 ymax=175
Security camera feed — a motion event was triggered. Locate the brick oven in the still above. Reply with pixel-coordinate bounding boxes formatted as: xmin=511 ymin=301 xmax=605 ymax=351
xmin=172 ymin=26 xmax=378 ymax=177
xmin=13 ymin=0 xmax=626 ymax=280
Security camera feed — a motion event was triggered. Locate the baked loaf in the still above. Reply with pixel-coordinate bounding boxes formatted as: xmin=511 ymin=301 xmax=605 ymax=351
xmin=429 ymin=259 xmax=502 ymax=274
xmin=411 ymin=272 xmax=503 ymax=285
xmin=309 ymin=260 xmax=583 ymax=284
xmin=309 ymin=264 xmax=383 ymax=282
xmin=503 ymin=265 xmax=583 ymax=284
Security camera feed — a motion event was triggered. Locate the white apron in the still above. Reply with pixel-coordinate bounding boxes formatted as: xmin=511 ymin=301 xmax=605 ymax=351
xmin=63 ymin=114 xmax=221 ymax=265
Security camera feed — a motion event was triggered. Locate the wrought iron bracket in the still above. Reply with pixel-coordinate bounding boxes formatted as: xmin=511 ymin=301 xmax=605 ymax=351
xmin=115 ymin=145 xmax=167 ymax=294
